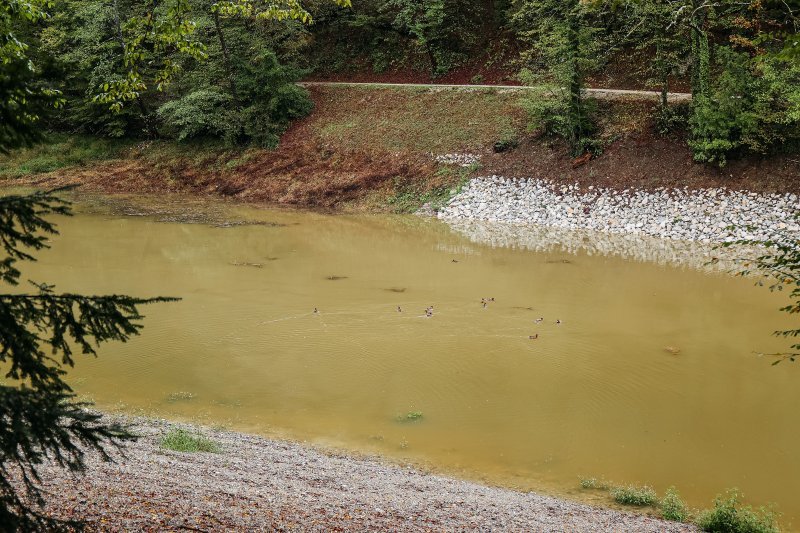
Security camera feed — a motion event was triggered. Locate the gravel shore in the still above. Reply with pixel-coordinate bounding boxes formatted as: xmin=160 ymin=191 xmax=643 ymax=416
xmin=32 ymin=417 xmax=696 ymax=532
xmin=438 ymin=176 xmax=799 ymax=244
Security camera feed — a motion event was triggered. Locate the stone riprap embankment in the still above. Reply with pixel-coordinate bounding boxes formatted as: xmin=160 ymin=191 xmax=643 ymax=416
xmin=438 ymin=176 xmax=799 ymax=244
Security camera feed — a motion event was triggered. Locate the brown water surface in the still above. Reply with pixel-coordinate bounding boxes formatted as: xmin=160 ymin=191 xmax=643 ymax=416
xmin=22 ymin=196 xmax=798 ymax=523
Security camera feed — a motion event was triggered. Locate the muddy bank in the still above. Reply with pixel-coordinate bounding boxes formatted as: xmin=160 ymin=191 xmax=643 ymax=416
xmin=3 ymin=87 xmax=798 ymax=212
xmin=28 ymin=416 xmax=695 ymax=532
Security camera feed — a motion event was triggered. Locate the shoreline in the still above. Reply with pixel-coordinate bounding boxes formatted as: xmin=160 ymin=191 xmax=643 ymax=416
xmin=31 ymin=415 xmax=696 ymax=532
xmin=437 ymin=176 xmax=800 ymax=245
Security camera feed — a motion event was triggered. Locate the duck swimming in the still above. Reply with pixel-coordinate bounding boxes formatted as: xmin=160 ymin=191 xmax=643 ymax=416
xmin=529 ymin=334 xmax=539 ymax=340
xmin=535 ymin=318 xmax=544 ymax=324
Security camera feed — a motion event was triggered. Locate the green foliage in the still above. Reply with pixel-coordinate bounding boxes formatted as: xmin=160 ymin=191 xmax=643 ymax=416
xmin=688 ymin=48 xmax=800 ymax=166
xmin=395 ymin=411 xmax=424 ymax=422
xmin=661 ymin=487 xmax=689 ymax=522
xmin=654 ymin=103 xmax=689 ymax=136
xmin=160 ymin=428 xmax=221 ymax=453
xmin=0 ymin=0 xmax=62 ymax=153
xmin=696 ymin=489 xmax=779 ymax=533
xmin=579 ymin=477 xmax=610 ymax=490
xmin=721 ymin=212 xmax=800 ymax=364
xmin=157 ymin=88 xmax=239 ymax=143
xmin=0 ymin=189 xmax=177 ymax=528
xmin=0 ymin=134 xmax=131 ymax=178
xmin=513 ymin=0 xmax=602 ymax=156
xmin=611 ymin=484 xmax=658 ymax=507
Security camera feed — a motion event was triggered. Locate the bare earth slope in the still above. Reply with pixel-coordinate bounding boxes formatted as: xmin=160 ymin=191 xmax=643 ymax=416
xmin=31 ymin=417 xmax=696 ymax=532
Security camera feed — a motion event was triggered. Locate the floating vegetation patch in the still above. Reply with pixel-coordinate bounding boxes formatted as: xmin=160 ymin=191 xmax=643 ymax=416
xmin=384 ymin=287 xmax=407 ymax=293
xmin=664 ymin=346 xmax=682 ymax=355
xmin=166 ymin=391 xmax=196 ymax=403
xmin=395 ymin=411 xmax=424 ymax=423
xmin=545 ymin=259 xmax=573 ymax=264
xmin=326 ymin=276 xmax=349 ymax=281
xmin=230 ymin=262 xmax=264 ymax=268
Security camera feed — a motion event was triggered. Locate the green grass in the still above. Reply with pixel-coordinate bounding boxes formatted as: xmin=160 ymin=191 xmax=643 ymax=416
xmin=387 ymin=164 xmax=474 ymax=213
xmin=611 ymin=485 xmax=659 ymax=507
xmin=661 ymin=486 xmax=689 ymax=522
xmin=696 ymin=489 xmax=779 ymax=533
xmin=312 ymin=86 xmax=527 ymax=154
xmin=579 ymin=477 xmax=611 ymax=490
xmin=159 ymin=428 xmax=221 ymax=453
xmin=0 ymin=134 xmax=134 ymax=178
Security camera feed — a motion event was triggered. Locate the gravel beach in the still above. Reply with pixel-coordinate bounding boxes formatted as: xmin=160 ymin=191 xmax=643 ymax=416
xmin=30 ymin=416 xmax=696 ymax=532
xmin=438 ymin=176 xmax=799 ymax=244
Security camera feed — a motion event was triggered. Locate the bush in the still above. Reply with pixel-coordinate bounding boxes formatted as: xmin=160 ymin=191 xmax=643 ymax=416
xmin=579 ymin=477 xmax=610 ymax=490
xmin=689 ymin=48 xmax=800 ymax=166
xmin=157 ymin=89 xmax=240 ymax=144
xmin=661 ymin=486 xmax=689 ymax=522
xmin=696 ymin=489 xmax=779 ymax=533
xmin=160 ymin=428 xmax=221 ymax=453
xmin=611 ymin=485 xmax=658 ymax=506
xmin=236 ymin=53 xmax=313 ymax=148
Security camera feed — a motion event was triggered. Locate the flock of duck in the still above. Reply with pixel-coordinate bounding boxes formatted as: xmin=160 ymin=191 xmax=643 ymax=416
xmin=313 ymin=298 xmax=562 ymax=340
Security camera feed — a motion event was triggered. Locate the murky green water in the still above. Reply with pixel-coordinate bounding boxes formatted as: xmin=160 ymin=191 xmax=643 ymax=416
xmin=21 ymin=195 xmax=798 ymax=523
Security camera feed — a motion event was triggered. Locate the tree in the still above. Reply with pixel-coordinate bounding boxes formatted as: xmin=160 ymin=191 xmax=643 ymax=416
xmin=0 ymin=0 xmax=62 ymax=152
xmin=513 ymin=0 xmax=604 ymax=156
xmin=721 ymin=213 xmax=800 ymax=365
xmin=0 ymin=190 xmax=178 ymax=529
xmin=1 ymin=3 xmax=177 ymax=528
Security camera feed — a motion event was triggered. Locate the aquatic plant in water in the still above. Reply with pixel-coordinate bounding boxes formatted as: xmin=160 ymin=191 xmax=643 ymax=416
xmin=395 ymin=411 xmax=424 ymax=423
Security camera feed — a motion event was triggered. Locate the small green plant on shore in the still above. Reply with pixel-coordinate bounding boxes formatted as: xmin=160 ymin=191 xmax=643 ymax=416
xmin=661 ymin=486 xmax=689 ymax=522
xmin=579 ymin=477 xmax=610 ymax=490
xmin=696 ymin=489 xmax=779 ymax=533
xmin=611 ymin=485 xmax=658 ymax=507
xmin=160 ymin=429 xmax=221 ymax=453
xmin=388 ymin=165 xmax=473 ymax=214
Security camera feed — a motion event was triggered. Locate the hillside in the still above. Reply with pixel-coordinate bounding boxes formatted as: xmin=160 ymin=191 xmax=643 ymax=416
xmin=3 ymin=85 xmax=797 ymax=213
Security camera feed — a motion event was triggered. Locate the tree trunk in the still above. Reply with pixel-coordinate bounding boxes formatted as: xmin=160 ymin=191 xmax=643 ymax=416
xmin=112 ymin=0 xmax=158 ymax=138
xmin=425 ymin=41 xmax=439 ymax=76
xmin=690 ymin=1 xmax=710 ymax=99
xmin=567 ymin=1 xmax=584 ymax=155
xmin=214 ymin=11 xmax=239 ymax=105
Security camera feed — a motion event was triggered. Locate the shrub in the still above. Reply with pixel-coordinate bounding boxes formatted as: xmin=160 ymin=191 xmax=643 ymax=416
xmin=579 ymin=477 xmax=610 ymax=490
xmin=611 ymin=485 xmax=658 ymax=507
xmin=696 ymin=489 xmax=779 ymax=533
xmin=160 ymin=428 xmax=221 ymax=453
xmin=661 ymin=486 xmax=689 ymax=522
xmin=689 ymin=48 xmax=800 ymax=166
xmin=157 ymin=89 xmax=239 ymax=144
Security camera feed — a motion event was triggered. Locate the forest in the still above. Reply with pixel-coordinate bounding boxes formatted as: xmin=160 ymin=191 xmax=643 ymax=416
xmin=5 ymin=0 xmax=800 ymax=164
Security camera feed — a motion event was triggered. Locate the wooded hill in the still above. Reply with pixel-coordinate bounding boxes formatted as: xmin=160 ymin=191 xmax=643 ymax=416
xmin=5 ymin=0 xmax=800 ymax=166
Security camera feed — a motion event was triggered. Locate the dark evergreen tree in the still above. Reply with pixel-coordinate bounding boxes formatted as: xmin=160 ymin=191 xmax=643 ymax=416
xmin=1 ymin=4 xmax=177 ymax=529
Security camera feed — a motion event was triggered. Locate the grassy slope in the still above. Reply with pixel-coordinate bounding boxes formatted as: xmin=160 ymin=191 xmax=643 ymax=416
xmin=1 ymin=86 xmax=797 ymax=212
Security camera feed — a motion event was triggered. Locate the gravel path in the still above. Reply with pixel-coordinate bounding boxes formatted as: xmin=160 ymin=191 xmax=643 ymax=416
xmin=299 ymin=81 xmax=693 ymax=101
xmin=32 ymin=417 xmax=696 ymax=532
xmin=438 ymin=176 xmax=799 ymax=244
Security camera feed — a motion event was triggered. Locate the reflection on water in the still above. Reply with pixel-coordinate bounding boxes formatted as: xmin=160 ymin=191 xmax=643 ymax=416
xmin=445 ymin=218 xmax=751 ymax=271
xmin=21 ymin=195 xmax=799 ymax=522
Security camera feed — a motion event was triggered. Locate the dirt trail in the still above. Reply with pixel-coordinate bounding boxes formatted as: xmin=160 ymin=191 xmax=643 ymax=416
xmin=299 ymin=81 xmax=693 ymax=102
